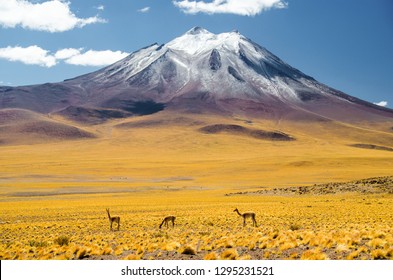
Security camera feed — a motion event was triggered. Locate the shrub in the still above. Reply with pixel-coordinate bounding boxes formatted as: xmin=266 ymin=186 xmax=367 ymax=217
xmin=290 ymin=223 xmax=301 ymax=231
xmin=29 ymin=240 xmax=48 ymax=247
xmin=123 ymin=254 xmax=141 ymax=260
xmin=220 ymin=248 xmax=238 ymax=260
xmin=54 ymin=235 xmax=70 ymax=246
xmin=76 ymin=247 xmax=89 ymax=259
xmin=203 ymin=252 xmax=218 ymax=260
xmin=301 ymin=249 xmax=328 ymax=260
xmin=179 ymin=245 xmax=196 ymax=255
xmin=371 ymin=249 xmax=388 ymax=260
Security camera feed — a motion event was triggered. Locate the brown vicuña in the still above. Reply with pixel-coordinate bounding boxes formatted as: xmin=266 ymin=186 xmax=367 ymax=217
xmin=159 ymin=216 xmax=176 ymax=229
xmin=106 ymin=208 xmax=120 ymax=231
xmin=234 ymin=208 xmax=257 ymax=227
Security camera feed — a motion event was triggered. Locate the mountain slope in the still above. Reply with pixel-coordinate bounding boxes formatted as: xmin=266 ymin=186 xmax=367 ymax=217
xmin=0 ymin=108 xmax=95 ymax=145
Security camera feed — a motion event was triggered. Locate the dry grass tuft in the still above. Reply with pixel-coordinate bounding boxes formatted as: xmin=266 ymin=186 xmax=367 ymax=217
xmin=371 ymin=249 xmax=389 ymax=260
xmin=123 ymin=254 xmax=142 ymax=260
xmin=179 ymin=245 xmax=196 ymax=255
xmin=301 ymin=248 xmax=328 ymax=260
xmin=75 ymin=247 xmax=89 ymax=259
xmin=220 ymin=248 xmax=239 ymax=260
xmin=54 ymin=235 xmax=70 ymax=246
xmin=204 ymin=252 xmax=218 ymax=260
xmin=289 ymin=223 xmax=301 ymax=231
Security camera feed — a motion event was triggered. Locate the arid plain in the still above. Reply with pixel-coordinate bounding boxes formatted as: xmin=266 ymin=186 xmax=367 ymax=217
xmin=1 ymin=111 xmax=392 ymax=260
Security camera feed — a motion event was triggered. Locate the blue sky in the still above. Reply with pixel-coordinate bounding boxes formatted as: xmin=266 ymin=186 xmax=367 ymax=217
xmin=0 ymin=0 xmax=392 ymax=108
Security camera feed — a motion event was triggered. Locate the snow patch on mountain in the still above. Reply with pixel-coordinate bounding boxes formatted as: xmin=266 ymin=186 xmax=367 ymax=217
xmin=166 ymin=27 xmax=242 ymax=56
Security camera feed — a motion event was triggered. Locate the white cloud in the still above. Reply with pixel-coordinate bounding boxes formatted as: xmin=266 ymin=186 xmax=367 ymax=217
xmin=54 ymin=48 xmax=83 ymax=60
xmin=96 ymin=5 xmax=105 ymax=11
xmin=0 ymin=79 xmax=12 ymax=85
xmin=374 ymin=101 xmax=388 ymax=107
xmin=0 ymin=45 xmax=129 ymax=67
xmin=0 ymin=45 xmax=57 ymax=67
xmin=64 ymin=49 xmax=129 ymax=67
xmin=138 ymin=7 xmax=150 ymax=13
xmin=0 ymin=80 xmax=12 ymax=85
xmin=0 ymin=0 xmax=106 ymax=32
xmin=173 ymin=0 xmax=287 ymax=16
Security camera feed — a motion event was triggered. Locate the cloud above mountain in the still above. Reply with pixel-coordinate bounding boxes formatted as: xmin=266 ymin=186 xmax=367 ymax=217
xmin=0 ymin=46 xmax=129 ymax=67
xmin=173 ymin=0 xmax=287 ymax=16
xmin=0 ymin=45 xmax=56 ymax=67
xmin=62 ymin=49 xmax=129 ymax=67
xmin=138 ymin=7 xmax=151 ymax=13
xmin=0 ymin=0 xmax=106 ymax=32
xmin=374 ymin=101 xmax=388 ymax=107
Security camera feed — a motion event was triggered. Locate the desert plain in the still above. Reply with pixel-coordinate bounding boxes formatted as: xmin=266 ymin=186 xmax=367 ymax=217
xmin=0 ymin=111 xmax=392 ymax=260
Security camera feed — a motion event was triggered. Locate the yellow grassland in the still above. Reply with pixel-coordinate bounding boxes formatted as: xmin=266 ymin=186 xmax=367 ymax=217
xmin=0 ymin=112 xmax=392 ymax=259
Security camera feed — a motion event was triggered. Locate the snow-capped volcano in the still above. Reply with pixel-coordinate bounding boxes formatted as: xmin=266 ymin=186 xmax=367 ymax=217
xmin=78 ymin=26 xmax=312 ymax=103
xmin=1 ymin=27 xmax=393 ymax=123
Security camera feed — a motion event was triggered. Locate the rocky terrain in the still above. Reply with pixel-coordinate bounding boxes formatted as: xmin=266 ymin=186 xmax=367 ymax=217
xmin=226 ymin=176 xmax=393 ymax=196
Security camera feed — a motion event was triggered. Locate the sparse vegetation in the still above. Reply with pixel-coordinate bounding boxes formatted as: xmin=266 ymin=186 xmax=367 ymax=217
xmin=0 ymin=186 xmax=392 ymax=260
